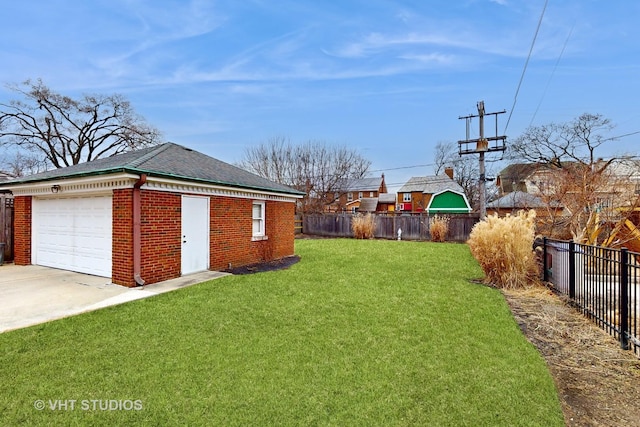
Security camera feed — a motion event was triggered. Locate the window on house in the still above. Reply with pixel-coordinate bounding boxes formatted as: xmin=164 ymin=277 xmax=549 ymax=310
xmin=403 ymin=193 xmax=411 ymax=202
xmin=358 ymin=192 xmax=363 ymax=199
xmin=595 ymin=197 xmax=612 ymax=209
xmin=252 ymin=201 xmax=266 ymax=239
xmin=370 ymin=191 xmax=374 ymax=197
xmin=347 ymin=192 xmax=353 ymax=202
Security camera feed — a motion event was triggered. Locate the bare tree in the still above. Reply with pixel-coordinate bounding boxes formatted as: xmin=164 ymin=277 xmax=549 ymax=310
xmin=0 ymin=79 xmax=161 ymax=169
xmin=0 ymin=150 xmax=47 ymax=177
xmin=509 ymin=113 xmax=640 ymax=242
xmin=239 ymin=137 xmax=371 ymax=214
xmin=509 ymin=113 xmax=616 ymax=167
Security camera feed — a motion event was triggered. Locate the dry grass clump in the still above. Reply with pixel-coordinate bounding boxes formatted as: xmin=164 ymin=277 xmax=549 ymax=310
xmin=467 ymin=210 xmax=540 ymax=289
xmin=429 ymin=215 xmax=450 ymax=242
xmin=352 ymin=213 xmax=376 ymax=239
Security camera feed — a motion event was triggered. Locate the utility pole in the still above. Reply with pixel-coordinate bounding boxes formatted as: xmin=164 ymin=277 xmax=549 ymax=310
xmin=458 ymin=101 xmax=507 ymax=220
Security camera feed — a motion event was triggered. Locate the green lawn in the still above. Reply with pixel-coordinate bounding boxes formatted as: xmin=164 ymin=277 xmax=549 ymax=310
xmin=0 ymin=239 xmax=564 ymax=426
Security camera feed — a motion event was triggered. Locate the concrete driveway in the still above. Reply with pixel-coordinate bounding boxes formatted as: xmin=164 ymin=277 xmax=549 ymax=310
xmin=0 ymin=264 xmax=229 ymax=333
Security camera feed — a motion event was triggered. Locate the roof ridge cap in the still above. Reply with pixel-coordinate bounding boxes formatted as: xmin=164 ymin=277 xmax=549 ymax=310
xmin=126 ymin=143 xmax=174 ymax=168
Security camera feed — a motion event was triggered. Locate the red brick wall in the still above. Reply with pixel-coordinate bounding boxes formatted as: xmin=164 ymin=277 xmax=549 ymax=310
xmin=266 ymin=201 xmax=295 ymax=260
xmin=12 ymin=196 xmax=31 ymax=265
xmin=210 ymin=196 xmax=252 ymax=270
xmin=112 ymin=189 xmax=134 ymax=287
xmin=139 ymin=190 xmax=181 ymax=285
xmin=112 ymin=189 xmax=181 ymax=287
xmin=209 ymin=196 xmax=296 ymax=270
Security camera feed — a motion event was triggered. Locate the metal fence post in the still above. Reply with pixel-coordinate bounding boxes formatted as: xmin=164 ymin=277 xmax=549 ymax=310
xmin=569 ymin=241 xmax=576 ymax=300
xmin=543 ymin=237 xmax=549 ymax=282
xmin=620 ymin=248 xmax=630 ymax=350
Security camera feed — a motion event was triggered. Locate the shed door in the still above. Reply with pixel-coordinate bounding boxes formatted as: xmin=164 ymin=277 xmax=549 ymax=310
xmin=32 ymin=196 xmax=112 ymax=277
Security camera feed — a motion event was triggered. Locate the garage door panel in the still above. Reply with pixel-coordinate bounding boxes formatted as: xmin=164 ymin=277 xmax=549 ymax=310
xmin=33 ymin=196 xmax=112 ymax=277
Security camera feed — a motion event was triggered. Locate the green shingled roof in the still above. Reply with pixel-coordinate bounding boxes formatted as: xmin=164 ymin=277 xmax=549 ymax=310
xmin=0 ymin=143 xmax=304 ymax=196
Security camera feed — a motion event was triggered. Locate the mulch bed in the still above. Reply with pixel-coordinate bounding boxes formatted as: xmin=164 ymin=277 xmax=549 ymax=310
xmin=503 ymin=286 xmax=640 ymax=426
xmin=223 ymin=255 xmax=301 ymax=275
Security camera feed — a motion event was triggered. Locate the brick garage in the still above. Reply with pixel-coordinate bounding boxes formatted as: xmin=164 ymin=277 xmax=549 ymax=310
xmin=2 ymin=143 xmax=303 ymax=287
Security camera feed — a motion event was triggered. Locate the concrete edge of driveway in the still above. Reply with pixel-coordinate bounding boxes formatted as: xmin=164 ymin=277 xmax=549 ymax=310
xmin=83 ymin=270 xmax=231 ymax=311
xmin=0 ymin=265 xmax=230 ymax=333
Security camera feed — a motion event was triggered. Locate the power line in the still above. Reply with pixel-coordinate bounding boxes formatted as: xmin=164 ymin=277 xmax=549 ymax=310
xmin=530 ymin=22 xmax=574 ymax=127
xmin=504 ymin=0 xmax=548 ymax=134
xmin=602 ymin=130 xmax=640 ymax=142
xmin=369 ymin=163 xmax=434 ymax=173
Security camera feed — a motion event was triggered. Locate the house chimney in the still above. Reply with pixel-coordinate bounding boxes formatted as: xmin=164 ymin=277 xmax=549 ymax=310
xmin=444 ymin=167 xmax=454 ymax=180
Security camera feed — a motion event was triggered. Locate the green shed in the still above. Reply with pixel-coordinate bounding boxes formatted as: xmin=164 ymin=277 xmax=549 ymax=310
xmin=426 ymin=190 xmax=471 ymax=214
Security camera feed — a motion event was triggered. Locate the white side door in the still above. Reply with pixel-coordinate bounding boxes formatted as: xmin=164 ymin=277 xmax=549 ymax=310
xmin=181 ymin=195 xmax=210 ymax=275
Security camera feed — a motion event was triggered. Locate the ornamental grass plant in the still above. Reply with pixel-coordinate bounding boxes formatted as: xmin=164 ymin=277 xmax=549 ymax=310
xmin=351 ymin=213 xmax=376 ymax=239
xmin=429 ymin=215 xmax=450 ymax=242
xmin=467 ymin=210 xmax=540 ymax=289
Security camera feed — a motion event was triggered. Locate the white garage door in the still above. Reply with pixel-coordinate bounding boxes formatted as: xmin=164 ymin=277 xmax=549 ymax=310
xmin=32 ymin=196 xmax=112 ymax=277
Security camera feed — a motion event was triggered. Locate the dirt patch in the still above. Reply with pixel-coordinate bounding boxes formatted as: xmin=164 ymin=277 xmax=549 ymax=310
xmin=224 ymin=255 xmax=301 ymax=275
xmin=503 ymin=286 xmax=640 ymax=426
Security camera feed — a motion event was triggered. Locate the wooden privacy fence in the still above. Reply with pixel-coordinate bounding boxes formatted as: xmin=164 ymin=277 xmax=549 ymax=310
xmin=302 ymin=213 xmax=479 ymax=242
xmin=0 ymin=194 xmax=14 ymax=262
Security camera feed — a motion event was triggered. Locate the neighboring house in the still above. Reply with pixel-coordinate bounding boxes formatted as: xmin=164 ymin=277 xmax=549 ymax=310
xmin=0 ymin=143 xmax=304 ymax=287
xmin=486 ymin=191 xmax=562 ymax=218
xmin=327 ymin=174 xmax=388 ymax=212
xmin=345 ymin=193 xmax=398 ymax=214
xmin=397 ymin=175 xmax=471 ymax=214
xmin=606 ymin=159 xmax=640 ymax=208
xmin=346 ymin=197 xmax=375 ymax=213
xmin=497 ymin=160 xmax=640 ymax=208
xmin=377 ymin=193 xmax=397 ymax=212
xmin=495 ymin=163 xmax=542 ymax=196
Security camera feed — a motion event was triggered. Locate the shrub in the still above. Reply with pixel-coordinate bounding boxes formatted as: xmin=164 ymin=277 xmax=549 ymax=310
xmin=467 ymin=210 xmax=539 ymax=289
xmin=352 ymin=213 xmax=376 ymax=239
xmin=429 ymin=215 xmax=450 ymax=242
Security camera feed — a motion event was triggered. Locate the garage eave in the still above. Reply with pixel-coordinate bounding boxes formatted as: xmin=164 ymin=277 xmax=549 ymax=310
xmin=4 ymin=170 xmax=302 ymax=203
xmin=5 ymin=172 xmax=142 ymax=197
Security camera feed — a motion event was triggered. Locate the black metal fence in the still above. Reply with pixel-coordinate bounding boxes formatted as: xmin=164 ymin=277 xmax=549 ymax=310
xmin=542 ymin=238 xmax=640 ymax=357
xmin=302 ymin=213 xmax=479 ymax=242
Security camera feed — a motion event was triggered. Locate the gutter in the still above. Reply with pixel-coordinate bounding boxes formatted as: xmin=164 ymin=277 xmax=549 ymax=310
xmin=133 ymin=174 xmax=147 ymax=286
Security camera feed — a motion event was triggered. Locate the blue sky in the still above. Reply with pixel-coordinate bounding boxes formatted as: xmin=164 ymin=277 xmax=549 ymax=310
xmin=1 ymin=0 xmax=638 ymax=191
